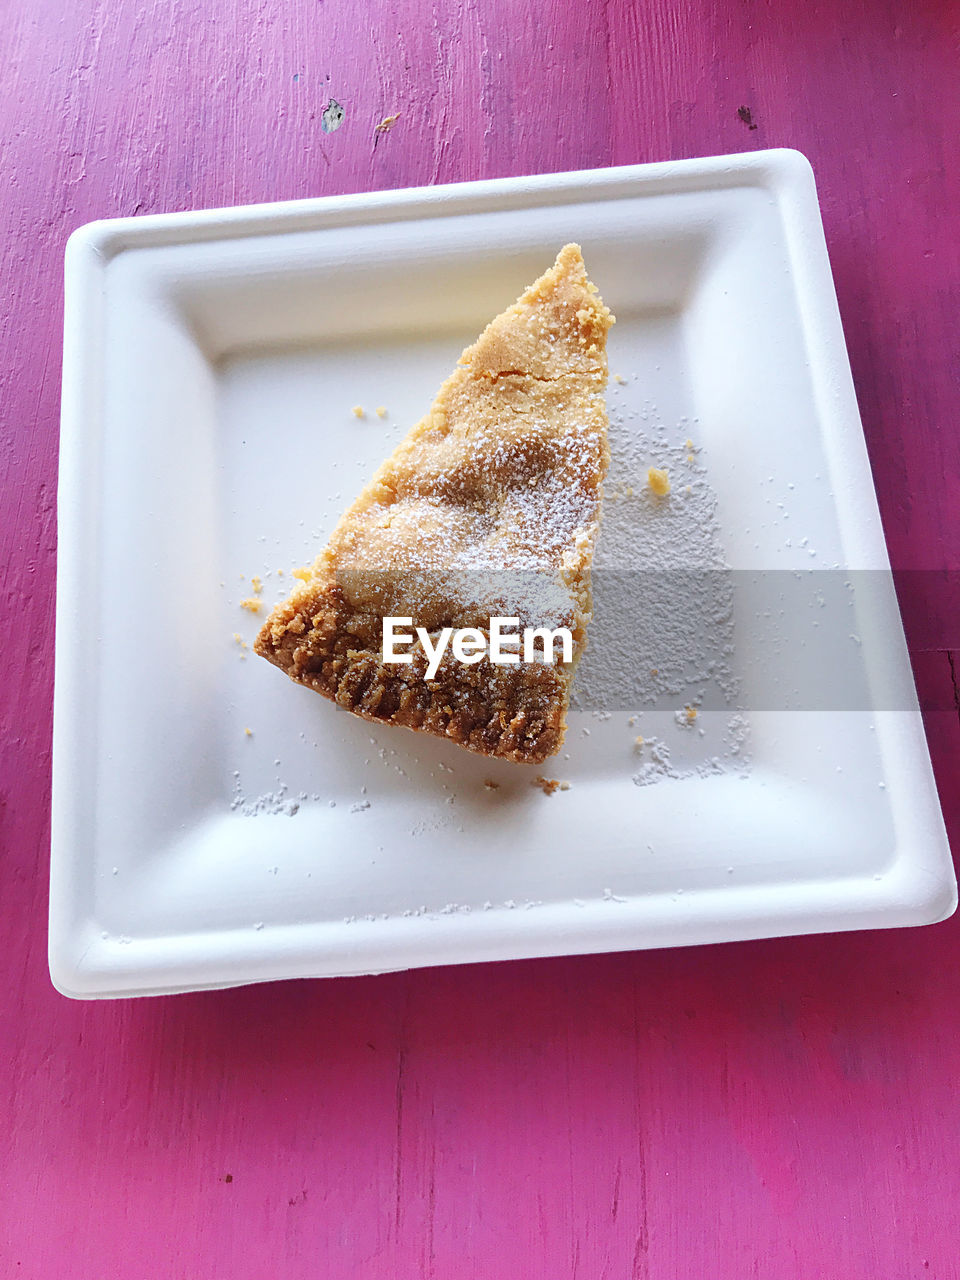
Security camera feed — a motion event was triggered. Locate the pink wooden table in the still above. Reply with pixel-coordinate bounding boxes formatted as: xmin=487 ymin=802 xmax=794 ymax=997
xmin=3 ymin=2 xmax=958 ymax=1275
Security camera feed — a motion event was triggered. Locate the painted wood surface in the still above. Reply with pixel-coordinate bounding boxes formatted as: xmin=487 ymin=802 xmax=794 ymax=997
xmin=1 ymin=1 xmax=958 ymax=1275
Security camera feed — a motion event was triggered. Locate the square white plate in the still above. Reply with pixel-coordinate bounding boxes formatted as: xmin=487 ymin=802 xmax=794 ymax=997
xmin=52 ymin=151 xmax=955 ymax=998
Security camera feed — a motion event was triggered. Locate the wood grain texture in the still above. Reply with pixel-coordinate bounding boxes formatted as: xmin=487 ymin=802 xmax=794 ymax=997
xmin=1 ymin=0 xmax=958 ymax=1275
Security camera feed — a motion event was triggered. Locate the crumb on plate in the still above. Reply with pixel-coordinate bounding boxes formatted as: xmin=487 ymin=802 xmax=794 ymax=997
xmin=375 ymin=406 xmax=387 ymax=418
xmin=647 ymin=466 xmax=670 ymax=496
xmin=533 ymin=776 xmax=569 ymax=795
xmin=240 ymin=597 xmax=263 ymax=613
xmin=352 ymin=405 xmax=365 ymax=418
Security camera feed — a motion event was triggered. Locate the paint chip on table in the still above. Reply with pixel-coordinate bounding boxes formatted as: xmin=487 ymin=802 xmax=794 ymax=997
xmin=321 ymin=98 xmax=345 ymax=133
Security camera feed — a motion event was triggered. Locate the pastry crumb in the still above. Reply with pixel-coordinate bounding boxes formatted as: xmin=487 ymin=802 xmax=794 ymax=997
xmin=685 ymin=438 xmax=694 ymax=450
xmin=634 ymin=735 xmax=645 ymax=747
xmin=613 ymin=373 xmax=627 ymax=384
xmin=240 ymin=597 xmax=263 ymax=613
xmin=244 ymin=727 xmax=253 ymax=737
xmin=374 ymin=113 xmax=400 ymax=133
xmin=483 ymin=779 xmax=500 ymax=791
xmin=251 ymin=575 xmax=263 ymax=594
xmin=647 ymin=466 xmax=671 ymax=496
xmin=292 ymin=567 xmax=312 ymax=581
xmin=375 ymin=406 xmax=387 ymax=418
xmin=352 ymin=405 xmax=365 ymax=418
xmin=532 ymin=776 xmax=562 ymax=795
xmin=277 ymin=568 xmax=284 ymax=576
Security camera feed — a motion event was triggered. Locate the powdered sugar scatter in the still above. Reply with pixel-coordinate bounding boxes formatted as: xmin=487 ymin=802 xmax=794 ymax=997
xmin=231 ymin=776 xmax=301 ymax=817
xmin=573 ymin=395 xmax=750 ymax=780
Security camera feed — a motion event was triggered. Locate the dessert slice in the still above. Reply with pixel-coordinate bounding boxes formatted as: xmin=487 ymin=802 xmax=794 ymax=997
xmin=255 ymin=244 xmax=613 ymax=763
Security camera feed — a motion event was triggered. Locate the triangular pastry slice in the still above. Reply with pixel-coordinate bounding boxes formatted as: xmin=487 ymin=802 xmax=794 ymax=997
xmin=255 ymin=244 xmax=613 ymax=763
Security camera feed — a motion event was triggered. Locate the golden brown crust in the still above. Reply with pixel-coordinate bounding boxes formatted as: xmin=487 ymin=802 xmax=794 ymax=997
xmin=255 ymin=244 xmax=613 ymax=763
xmin=458 ymin=242 xmax=612 ymax=381
xmin=256 ymin=581 xmax=568 ymax=762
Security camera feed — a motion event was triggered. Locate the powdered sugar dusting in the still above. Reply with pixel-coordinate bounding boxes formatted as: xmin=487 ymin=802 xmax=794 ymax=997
xmin=571 ymin=394 xmax=750 ymax=779
xmin=231 ymin=775 xmax=302 ymax=817
xmin=575 ymin=402 xmax=742 ymax=714
xmin=331 ymin=387 xmax=606 ymax=632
